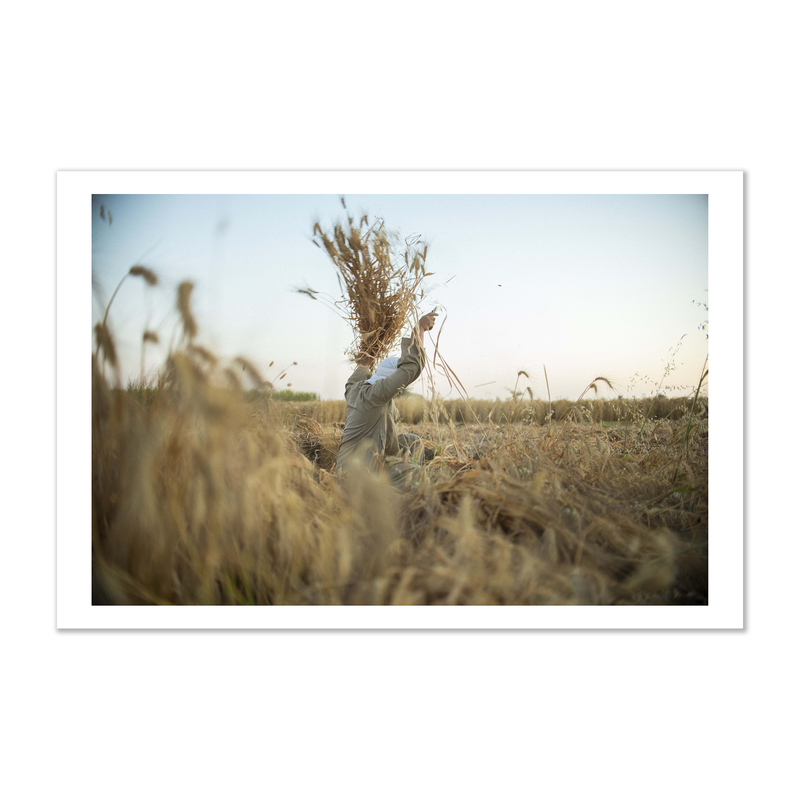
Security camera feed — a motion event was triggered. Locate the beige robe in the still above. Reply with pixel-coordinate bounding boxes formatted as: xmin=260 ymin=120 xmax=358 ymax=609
xmin=335 ymin=337 xmax=424 ymax=476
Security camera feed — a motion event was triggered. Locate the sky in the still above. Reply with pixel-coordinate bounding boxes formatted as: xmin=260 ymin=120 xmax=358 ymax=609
xmin=91 ymin=193 xmax=708 ymax=401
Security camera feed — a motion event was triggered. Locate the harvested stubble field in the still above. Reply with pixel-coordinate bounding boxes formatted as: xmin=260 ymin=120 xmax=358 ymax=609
xmin=93 ymin=350 xmax=708 ymax=605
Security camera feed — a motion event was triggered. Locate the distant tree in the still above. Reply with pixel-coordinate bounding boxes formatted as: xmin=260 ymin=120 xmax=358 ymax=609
xmin=272 ymin=389 xmax=319 ymax=402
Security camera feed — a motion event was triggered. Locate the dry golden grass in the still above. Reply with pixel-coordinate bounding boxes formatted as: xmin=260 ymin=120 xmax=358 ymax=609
xmin=290 ymin=416 xmax=342 ymax=472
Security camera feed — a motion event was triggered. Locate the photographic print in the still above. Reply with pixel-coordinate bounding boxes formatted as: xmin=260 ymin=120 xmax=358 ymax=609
xmin=58 ymin=171 xmax=742 ymax=628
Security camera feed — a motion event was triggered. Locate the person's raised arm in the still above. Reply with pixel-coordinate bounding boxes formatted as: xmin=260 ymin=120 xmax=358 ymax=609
xmin=366 ymin=312 xmax=438 ymax=406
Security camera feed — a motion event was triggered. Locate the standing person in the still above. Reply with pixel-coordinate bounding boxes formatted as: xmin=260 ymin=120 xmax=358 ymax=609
xmin=335 ymin=312 xmax=437 ymax=488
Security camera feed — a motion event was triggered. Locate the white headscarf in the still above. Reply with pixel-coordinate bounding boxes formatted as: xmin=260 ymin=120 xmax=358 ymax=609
xmin=364 ymin=356 xmax=399 ymax=385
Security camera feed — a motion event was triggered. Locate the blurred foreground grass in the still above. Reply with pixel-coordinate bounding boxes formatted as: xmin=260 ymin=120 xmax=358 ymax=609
xmin=94 ymin=352 xmax=707 ymax=605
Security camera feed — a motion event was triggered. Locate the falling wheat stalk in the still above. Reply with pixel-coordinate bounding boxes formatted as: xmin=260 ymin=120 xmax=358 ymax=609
xmin=424 ymin=313 xmax=480 ymax=420
xmin=543 ymin=365 xmax=552 ymax=424
xmin=506 ymin=370 xmax=531 ymax=425
xmin=100 ymin=266 xmax=158 ymax=333
xmin=95 ymin=265 xmax=158 ymax=382
xmin=140 ymin=330 xmax=159 ymax=383
xmin=176 ymin=281 xmax=198 ymax=341
xmin=576 ymin=377 xmax=614 ymax=403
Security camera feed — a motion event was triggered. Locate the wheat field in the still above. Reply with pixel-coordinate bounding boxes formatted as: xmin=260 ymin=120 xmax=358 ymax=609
xmin=93 ymin=329 xmax=707 ymax=606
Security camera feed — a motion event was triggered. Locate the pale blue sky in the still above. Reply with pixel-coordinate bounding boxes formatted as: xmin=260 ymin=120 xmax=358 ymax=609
xmin=91 ymin=193 xmax=708 ymax=401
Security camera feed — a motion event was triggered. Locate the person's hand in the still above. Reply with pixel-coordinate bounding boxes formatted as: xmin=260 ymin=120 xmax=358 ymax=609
xmin=355 ymin=342 xmax=374 ymax=369
xmin=417 ymin=311 xmax=438 ymax=335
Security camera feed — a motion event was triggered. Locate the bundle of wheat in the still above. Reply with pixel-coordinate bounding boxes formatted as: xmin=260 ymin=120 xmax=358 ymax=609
xmin=311 ymin=204 xmax=429 ymax=364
